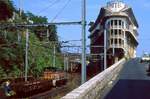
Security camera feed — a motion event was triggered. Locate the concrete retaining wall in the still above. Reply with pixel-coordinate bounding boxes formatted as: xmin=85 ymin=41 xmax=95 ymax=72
xmin=61 ymin=58 xmax=126 ymax=99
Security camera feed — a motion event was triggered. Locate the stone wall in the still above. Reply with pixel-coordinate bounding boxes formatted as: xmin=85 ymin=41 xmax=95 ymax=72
xmin=61 ymin=58 xmax=126 ymax=99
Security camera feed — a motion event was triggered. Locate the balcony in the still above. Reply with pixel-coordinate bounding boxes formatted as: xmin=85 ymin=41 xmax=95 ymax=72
xmin=109 ymin=34 xmax=124 ymax=39
xmin=125 ymin=28 xmax=138 ymax=42
xmin=107 ymin=25 xmax=125 ymax=30
xmin=108 ymin=44 xmax=125 ymax=51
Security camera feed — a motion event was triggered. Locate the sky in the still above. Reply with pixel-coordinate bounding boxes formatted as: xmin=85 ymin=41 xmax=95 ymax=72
xmin=12 ymin=0 xmax=150 ymax=56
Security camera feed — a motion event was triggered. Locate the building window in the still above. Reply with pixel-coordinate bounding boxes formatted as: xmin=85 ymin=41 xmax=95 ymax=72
xmin=111 ymin=29 xmax=113 ymax=36
xmin=114 ymin=29 xmax=117 ymax=35
xmin=108 ymin=22 xmax=110 ymax=28
xmin=111 ymin=39 xmax=113 ymax=45
xmin=111 ymin=20 xmax=113 ymax=27
xmin=119 ymin=30 xmax=121 ymax=36
xmin=114 ymin=20 xmax=117 ymax=26
xmin=122 ymin=21 xmax=124 ymax=28
xmin=115 ymin=39 xmax=117 ymax=44
xmin=119 ymin=39 xmax=121 ymax=45
xmin=111 ymin=31 xmax=113 ymax=36
xmin=119 ymin=20 xmax=121 ymax=26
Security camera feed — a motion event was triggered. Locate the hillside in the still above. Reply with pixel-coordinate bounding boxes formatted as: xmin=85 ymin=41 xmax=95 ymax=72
xmin=0 ymin=0 xmax=63 ymax=78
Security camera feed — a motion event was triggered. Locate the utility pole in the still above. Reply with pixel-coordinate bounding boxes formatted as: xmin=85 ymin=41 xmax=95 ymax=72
xmin=46 ymin=27 xmax=50 ymax=41
xmin=18 ymin=0 xmax=22 ymax=43
xmin=53 ymin=44 xmax=56 ymax=68
xmin=64 ymin=54 xmax=67 ymax=78
xmin=17 ymin=29 xmax=21 ymax=43
xmin=64 ymin=54 xmax=66 ymax=71
xmin=19 ymin=0 xmax=22 ymax=16
xmin=25 ymin=28 xmax=29 ymax=82
xmin=104 ymin=30 xmax=107 ymax=70
xmin=66 ymin=54 xmax=69 ymax=71
xmin=81 ymin=0 xmax=86 ymax=84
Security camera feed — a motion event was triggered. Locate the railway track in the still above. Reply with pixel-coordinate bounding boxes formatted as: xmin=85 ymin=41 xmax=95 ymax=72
xmin=29 ymin=85 xmax=69 ymax=99
xmin=0 ymin=73 xmax=81 ymax=99
xmin=0 ymin=79 xmax=67 ymax=99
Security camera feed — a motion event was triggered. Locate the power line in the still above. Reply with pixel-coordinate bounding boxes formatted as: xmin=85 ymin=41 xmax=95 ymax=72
xmin=138 ymin=38 xmax=150 ymax=40
xmin=38 ymin=0 xmax=61 ymax=14
xmin=0 ymin=21 xmax=82 ymax=29
xmin=50 ymin=0 xmax=72 ymax=22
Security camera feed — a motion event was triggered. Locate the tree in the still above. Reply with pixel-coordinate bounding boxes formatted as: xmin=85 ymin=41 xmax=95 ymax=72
xmin=27 ymin=33 xmax=63 ymax=77
xmin=26 ymin=12 xmax=47 ymax=23
xmin=0 ymin=0 xmax=14 ymax=21
xmin=0 ymin=2 xmax=63 ymax=78
xmin=25 ymin=12 xmax=60 ymax=51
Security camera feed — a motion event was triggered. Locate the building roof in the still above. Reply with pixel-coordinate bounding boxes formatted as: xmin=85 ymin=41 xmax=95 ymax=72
xmin=89 ymin=1 xmax=139 ymax=32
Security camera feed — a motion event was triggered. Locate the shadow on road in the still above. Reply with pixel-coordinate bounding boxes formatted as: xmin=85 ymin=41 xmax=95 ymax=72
xmin=104 ymin=79 xmax=150 ymax=99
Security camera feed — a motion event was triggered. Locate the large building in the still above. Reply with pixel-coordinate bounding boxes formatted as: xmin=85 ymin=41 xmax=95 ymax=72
xmin=89 ymin=0 xmax=139 ymax=70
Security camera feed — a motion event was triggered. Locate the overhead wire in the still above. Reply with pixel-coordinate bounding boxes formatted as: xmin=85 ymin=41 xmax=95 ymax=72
xmin=38 ymin=0 xmax=61 ymax=14
xmin=138 ymin=38 xmax=150 ymax=40
xmin=50 ymin=0 xmax=72 ymax=22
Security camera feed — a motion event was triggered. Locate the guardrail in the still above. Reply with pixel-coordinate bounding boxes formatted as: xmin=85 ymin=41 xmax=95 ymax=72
xmin=61 ymin=58 xmax=126 ymax=99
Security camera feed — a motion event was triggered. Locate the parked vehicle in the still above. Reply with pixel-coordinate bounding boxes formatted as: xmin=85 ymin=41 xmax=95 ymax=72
xmin=141 ymin=53 xmax=150 ymax=63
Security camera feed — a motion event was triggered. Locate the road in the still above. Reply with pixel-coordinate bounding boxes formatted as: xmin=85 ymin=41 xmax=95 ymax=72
xmin=104 ymin=58 xmax=150 ymax=99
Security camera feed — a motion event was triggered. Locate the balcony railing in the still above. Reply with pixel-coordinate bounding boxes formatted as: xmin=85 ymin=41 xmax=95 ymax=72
xmin=109 ymin=44 xmax=125 ymax=50
xmin=109 ymin=35 xmax=124 ymax=39
xmin=108 ymin=25 xmax=124 ymax=29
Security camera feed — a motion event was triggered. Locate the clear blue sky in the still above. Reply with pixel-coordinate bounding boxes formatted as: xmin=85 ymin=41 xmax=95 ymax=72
xmin=13 ymin=0 xmax=150 ymax=56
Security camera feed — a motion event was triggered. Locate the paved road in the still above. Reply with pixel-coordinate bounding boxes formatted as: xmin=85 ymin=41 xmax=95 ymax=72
xmin=104 ymin=58 xmax=150 ymax=99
